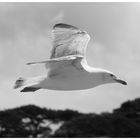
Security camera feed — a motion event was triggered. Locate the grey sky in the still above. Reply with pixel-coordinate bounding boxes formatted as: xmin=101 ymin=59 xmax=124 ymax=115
xmin=0 ymin=3 xmax=140 ymax=113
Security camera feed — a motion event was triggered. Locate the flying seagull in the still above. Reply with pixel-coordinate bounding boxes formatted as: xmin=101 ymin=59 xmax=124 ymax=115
xmin=14 ymin=23 xmax=127 ymax=92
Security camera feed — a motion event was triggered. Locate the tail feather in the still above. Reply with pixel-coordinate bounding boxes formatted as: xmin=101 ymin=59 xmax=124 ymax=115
xmin=14 ymin=76 xmax=43 ymax=92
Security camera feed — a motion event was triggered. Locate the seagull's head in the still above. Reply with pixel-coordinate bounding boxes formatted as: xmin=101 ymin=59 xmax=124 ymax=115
xmin=100 ymin=70 xmax=127 ymax=85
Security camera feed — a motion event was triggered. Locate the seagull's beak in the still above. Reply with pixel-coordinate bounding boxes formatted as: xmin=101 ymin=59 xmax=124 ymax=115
xmin=115 ymin=78 xmax=127 ymax=85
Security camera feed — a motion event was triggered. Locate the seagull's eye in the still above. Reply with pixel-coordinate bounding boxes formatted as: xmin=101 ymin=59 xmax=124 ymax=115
xmin=110 ymin=74 xmax=114 ymax=77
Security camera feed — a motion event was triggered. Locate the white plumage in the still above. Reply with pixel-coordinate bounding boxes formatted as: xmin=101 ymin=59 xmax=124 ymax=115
xmin=14 ymin=23 xmax=127 ymax=92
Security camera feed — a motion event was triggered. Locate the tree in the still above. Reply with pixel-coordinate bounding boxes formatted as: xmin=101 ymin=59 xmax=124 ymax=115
xmin=1 ymin=98 xmax=140 ymax=138
xmin=0 ymin=105 xmax=82 ymax=137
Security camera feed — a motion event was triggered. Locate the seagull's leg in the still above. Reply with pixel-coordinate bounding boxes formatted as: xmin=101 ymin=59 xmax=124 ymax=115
xmin=21 ymin=87 xmax=40 ymax=92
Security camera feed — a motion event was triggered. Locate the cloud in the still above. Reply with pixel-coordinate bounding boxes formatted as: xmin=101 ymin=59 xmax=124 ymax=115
xmin=51 ymin=11 xmax=64 ymax=24
xmin=0 ymin=3 xmax=140 ymax=113
xmin=0 ymin=3 xmax=62 ymax=41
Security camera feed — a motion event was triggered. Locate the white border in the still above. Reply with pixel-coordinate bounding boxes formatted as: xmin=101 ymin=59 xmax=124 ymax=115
xmin=0 ymin=138 xmax=138 ymax=139
xmin=0 ymin=1 xmax=139 ymax=139
xmin=0 ymin=0 xmax=139 ymax=2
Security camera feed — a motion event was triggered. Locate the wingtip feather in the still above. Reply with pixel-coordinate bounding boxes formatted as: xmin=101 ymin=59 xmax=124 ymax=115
xmin=53 ymin=23 xmax=78 ymax=30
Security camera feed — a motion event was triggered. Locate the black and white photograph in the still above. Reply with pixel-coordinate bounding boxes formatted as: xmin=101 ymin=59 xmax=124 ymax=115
xmin=0 ymin=2 xmax=140 ymax=138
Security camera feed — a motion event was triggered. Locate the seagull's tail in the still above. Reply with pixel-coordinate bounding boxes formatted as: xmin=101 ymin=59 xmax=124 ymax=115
xmin=14 ymin=77 xmax=26 ymax=89
xmin=14 ymin=76 xmax=42 ymax=92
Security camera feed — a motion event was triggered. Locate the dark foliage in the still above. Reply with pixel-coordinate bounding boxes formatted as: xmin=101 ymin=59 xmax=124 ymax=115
xmin=1 ymin=98 xmax=140 ymax=137
xmin=0 ymin=105 xmax=82 ymax=137
xmin=53 ymin=98 xmax=140 ymax=138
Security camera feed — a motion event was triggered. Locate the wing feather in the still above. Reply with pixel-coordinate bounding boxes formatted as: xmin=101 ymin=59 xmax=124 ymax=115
xmin=50 ymin=23 xmax=90 ymax=59
xmin=27 ymin=24 xmax=90 ymax=77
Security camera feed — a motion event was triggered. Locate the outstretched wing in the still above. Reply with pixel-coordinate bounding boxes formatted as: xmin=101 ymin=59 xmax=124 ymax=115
xmin=27 ymin=23 xmax=90 ymax=77
xmin=50 ymin=23 xmax=90 ymax=59
xmin=27 ymin=55 xmax=84 ymax=77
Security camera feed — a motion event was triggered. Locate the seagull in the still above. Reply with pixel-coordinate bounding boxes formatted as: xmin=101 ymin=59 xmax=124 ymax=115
xmin=14 ymin=23 xmax=127 ymax=92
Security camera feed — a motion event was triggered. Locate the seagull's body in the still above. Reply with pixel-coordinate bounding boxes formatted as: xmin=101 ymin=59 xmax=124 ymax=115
xmin=14 ymin=23 xmax=127 ymax=92
xmin=26 ymin=62 xmax=106 ymax=91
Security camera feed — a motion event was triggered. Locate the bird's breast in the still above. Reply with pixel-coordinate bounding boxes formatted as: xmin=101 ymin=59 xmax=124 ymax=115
xmin=40 ymin=70 xmax=101 ymax=91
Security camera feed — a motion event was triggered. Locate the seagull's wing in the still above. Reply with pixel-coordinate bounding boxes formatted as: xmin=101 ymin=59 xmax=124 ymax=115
xmin=27 ymin=23 xmax=90 ymax=77
xmin=27 ymin=55 xmax=83 ymax=68
xmin=27 ymin=55 xmax=84 ymax=77
xmin=50 ymin=23 xmax=90 ymax=59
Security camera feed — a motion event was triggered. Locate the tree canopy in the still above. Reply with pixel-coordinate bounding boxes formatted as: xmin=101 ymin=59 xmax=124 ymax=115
xmin=1 ymin=98 xmax=140 ymax=137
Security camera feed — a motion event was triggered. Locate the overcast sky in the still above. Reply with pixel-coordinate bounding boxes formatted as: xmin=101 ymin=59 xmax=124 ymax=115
xmin=0 ymin=3 xmax=140 ymax=113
